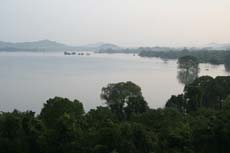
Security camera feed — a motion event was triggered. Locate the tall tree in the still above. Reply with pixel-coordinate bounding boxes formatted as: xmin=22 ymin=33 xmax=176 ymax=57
xmin=101 ymin=81 xmax=147 ymax=119
xmin=224 ymin=51 xmax=230 ymax=73
xmin=177 ymin=56 xmax=199 ymax=85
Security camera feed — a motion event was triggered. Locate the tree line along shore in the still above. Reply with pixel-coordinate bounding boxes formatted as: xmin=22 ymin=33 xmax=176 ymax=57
xmin=1 ymin=75 xmax=230 ymax=153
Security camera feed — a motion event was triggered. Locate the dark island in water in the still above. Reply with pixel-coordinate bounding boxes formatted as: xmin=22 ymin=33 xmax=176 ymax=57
xmin=64 ymin=51 xmax=76 ymax=55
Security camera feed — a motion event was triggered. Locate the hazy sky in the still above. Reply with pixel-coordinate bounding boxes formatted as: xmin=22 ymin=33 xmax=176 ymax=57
xmin=1 ymin=0 xmax=230 ymax=47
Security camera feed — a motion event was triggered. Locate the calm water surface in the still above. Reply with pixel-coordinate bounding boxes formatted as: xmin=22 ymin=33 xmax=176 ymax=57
xmin=0 ymin=52 xmax=228 ymax=113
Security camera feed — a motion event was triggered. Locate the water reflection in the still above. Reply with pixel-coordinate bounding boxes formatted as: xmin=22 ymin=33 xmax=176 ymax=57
xmin=225 ymin=63 xmax=230 ymax=74
xmin=0 ymin=52 xmax=228 ymax=113
xmin=177 ymin=56 xmax=199 ymax=85
xmin=224 ymin=52 xmax=230 ymax=74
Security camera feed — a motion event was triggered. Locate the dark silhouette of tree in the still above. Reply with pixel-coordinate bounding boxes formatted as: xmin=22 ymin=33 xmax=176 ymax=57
xmin=0 ymin=110 xmax=43 ymax=153
xmin=101 ymin=81 xmax=148 ymax=119
xmin=125 ymin=96 xmax=149 ymax=119
xmin=224 ymin=51 xmax=230 ymax=73
xmin=166 ymin=76 xmax=230 ymax=113
xmin=177 ymin=56 xmax=199 ymax=85
xmin=39 ymin=97 xmax=84 ymax=128
xmin=1 ymin=79 xmax=230 ymax=153
xmin=166 ymin=94 xmax=185 ymax=113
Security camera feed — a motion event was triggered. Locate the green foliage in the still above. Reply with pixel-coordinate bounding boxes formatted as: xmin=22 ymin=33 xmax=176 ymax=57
xmin=139 ymin=50 xmax=229 ymax=65
xmin=0 ymin=110 xmax=43 ymax=153
xmin=166 ymin=94 xmax=185 ymax=113
xmin=166 ymin=76 xmax=230 ymax=113
xmin=178 ymin=56 xmax=199 ymax=68
xmin=224 ymin=52 xmax=230 ymax=72
xmin=177 ymin=55 xmax=199 ymax=85
xmin=140 ymin=50 xmax=230 ymax=73
xmin=86 ymin=106 xmax=117 ymax=128
xmin=101 ymin=81 xmax=149 ymax=119
xmin=125 ymin=96 xmax=149 ymax=119
xmin=131 ymin=108 xmax=192 ymax=153
xmin=39 ymin=97 xmax=84 ymax=128
xmin=223 ymin=95 xmax=230 ymax=109
xmin=1 ymin=79 xmax=230 ymax=153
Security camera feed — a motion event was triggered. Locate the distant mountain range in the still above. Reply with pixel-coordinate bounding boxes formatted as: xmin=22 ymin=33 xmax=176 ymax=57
xmin=78 ymin=42 xmax=121 ymax=51
xmin=0 ymin=40 xmax=229 ymax=52
xmin=0 ymin=40 xmax=121 ymax=51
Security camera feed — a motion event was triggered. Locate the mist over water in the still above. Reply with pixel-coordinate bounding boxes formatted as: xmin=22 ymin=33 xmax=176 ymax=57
xmin=0 ymin=52 xmax=228 ymax=113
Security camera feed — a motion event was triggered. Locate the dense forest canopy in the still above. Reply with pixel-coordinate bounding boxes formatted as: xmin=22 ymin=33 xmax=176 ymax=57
xmin=1 ymin=77 xmax=230 ymax=153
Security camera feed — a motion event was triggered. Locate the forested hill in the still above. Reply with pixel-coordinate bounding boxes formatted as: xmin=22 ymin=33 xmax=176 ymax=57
xmin=1 ymin=77 xmax=230 ymax=153
xmin=0 ymin=40 xmax=120 ymax=51
xmin=0 ymin=40 xmax=74 ymax=51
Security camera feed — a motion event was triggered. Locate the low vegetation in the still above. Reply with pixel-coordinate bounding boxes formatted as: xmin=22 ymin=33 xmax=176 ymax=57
xmin=139 ymin=49 xmax=230 ymax=65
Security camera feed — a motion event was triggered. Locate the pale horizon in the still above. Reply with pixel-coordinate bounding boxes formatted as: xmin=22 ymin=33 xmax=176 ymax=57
xmin=1 ymin=0 xmax=230 ymax=47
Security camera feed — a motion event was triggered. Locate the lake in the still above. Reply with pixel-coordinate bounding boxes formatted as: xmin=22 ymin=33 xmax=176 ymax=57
xmin=0 ymin=52 xmax=228 ymax=113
